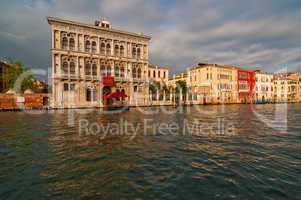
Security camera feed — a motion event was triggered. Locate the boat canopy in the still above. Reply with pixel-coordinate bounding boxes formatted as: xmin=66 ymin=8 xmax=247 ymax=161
xmin=105 ymin=91 xmax=128 ymax=99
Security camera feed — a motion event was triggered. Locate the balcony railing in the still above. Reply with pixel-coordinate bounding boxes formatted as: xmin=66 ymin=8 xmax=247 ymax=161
xmin=54 ymin=74 xmax=79 ymax=80
xmin=85 ymin=75 xmax=92 ymax=80
xmin=92 ymin=76 xmax=99 ymax=81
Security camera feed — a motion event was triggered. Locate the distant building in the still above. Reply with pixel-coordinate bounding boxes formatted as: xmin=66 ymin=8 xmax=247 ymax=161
xmin=167 ymin=72 xmax=188 ymax=104
xmin=33 ymin=79 xmax=49 ymax=93
xmin=254 ymin=70 xmax=274 ymax=103
xmin=273 ymin=73 xmax=300 ymax=103
xmin=168 ymin=72 xmax=188 ymax=89
xmin=0 ymin=60 xmax=10 ymax=93
xmin=148 ymin=64 xmax=169 ymax=84
xmin=47 ymin=17 xmax=151 ymax=108
xmin=237 ymin=69 xmax=255 ymax=103
xmin=188 ymin=63 xmax=238 ymax=104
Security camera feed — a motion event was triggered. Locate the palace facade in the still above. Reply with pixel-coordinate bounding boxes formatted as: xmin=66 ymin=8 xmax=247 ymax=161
xmin=47 ymin=17 xmax=151 ymax=108
xmin=254 ymin=70 xmax=274 ymax=103
xmin=188 ymin=63 xmax=238 ymax=104
xmin=273 ymin=73 xmax=300 ymax=103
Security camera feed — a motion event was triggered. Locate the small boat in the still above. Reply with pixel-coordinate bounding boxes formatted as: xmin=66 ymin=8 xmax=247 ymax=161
xmin=104 ymin=91 xmax=130 ymax=111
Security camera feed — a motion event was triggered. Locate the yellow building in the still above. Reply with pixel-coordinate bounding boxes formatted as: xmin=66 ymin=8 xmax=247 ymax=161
xmin=148 ymin=64 xmax=170 ymax=103
xmin=188 ymin=63 xmax=238 ymax=104
xmin=273 ymin=73 xmax=300 ymax=103
xmin=148 ymin=64 xmax=169 ymax=84
xmin=168 ymin=72 xmax=188 ymax=89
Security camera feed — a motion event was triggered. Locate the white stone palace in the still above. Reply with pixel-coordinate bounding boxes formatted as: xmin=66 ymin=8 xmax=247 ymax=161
xmin=47 ymin=17 xmax=151 ymax=108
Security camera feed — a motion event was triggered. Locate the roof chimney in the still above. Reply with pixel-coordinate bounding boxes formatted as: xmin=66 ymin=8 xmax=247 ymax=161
xmin=95 ymin=19 xmax=111 ymax=28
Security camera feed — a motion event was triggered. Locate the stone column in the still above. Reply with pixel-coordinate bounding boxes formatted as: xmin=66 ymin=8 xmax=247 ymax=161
xmin=180 ymin=90 xmax=183 ymax=105
xmin=111 ymin=40 xmax=114 ymax=56
xmin=75 ymin=33 xmax=78 ymax=51
xmin=186 ymin=93 xmax=189 ymax=104
xmin=57 ymin=54 xmax=61 ymax=76
xmin=97 ymin=59 xmax=100 ymax=78
xmin=52 ymin=30 xmax=55 ymax=49
xmin=111 ymin=61 xmax=115 ymax=77
xmin=99 ymin=82 xmax=103 ymax=107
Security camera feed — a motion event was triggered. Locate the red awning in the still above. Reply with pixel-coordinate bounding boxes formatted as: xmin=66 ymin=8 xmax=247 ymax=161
xmin=105 ymin=91 xmax=128 ymax=99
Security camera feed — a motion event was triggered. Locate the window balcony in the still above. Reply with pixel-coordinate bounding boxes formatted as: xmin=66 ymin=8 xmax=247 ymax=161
xmin=85 ymin=75 xmax=92 ymax=81
xmin=54 ymin=74 xmax=79 ymax=80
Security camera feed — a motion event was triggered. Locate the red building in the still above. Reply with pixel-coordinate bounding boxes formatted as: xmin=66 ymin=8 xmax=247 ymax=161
xmin=237 ymin=69 xmax=255 ymax=103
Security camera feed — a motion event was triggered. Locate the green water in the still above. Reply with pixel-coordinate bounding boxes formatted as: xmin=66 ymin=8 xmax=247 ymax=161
xmin=0 ymin=104 xmax=300 ymax=199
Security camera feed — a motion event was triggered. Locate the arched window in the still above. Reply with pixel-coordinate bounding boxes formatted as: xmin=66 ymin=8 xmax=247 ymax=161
xmin=120 ymin=46 xmax=124 ymax=57
xmin=85 ymin=40 xmax=90 ymax=52
xmin=100 ymin=65 xmax=106 ymax=76
xmin=158 ymin=71 xmax=161 ymax=78
xmin=132 ymin=47 xmax=136 ymax=58
xmin=137 ymin=48 xmax=141 ymax=58
xmin=137 ymin=68 xmax=142 ymax=78
xmin=114 ymin=45 xmax=119 ymax=56
xmin=115 ymin=65 xmax=120 ymax=77
xmin=107 ymin=66 xmax=111 ymax=76
xmin=92 ymin=64 xmax=97 ymax=76
xmin=85 ymin=62 xmax=91 ymax=75
xmin=69 ymin=38 xmax=75 ymax=50
xmin=106 ymin=44 xmax=111 ymax=55
xmin=62 ymin=37 xmax=68 ymax=50
xmin=70 ymin=62 xmax=75 ymax=75
xmin=62 ymin=62 xmax=68 ymax=74
xmin=92 ymin=41 xmax=97 ymax=53
xmin=120 ymin=67 xmax=125 ymax=77
xmin=132 ymin=67 xmax=137 ymax=78
xmin=100 ymin=43 xmax=105 ymax=55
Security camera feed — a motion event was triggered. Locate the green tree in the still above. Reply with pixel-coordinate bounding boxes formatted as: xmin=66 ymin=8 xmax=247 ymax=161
xmin=175 ymin=80 xmax=187 ymax=94
xmin=4 ymin=60 xmax=35 ymax=92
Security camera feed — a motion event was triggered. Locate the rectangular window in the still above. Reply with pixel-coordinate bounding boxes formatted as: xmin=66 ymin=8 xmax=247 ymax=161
xmin=92 ymin=90 xmax=97 ymax=102
xmin=70 ymin=83 xmax=75 ymax=91
xmin=64 ymin=83 xmax=69 ymax=91
xmin=239 ymin=73 xmax=248 ymax=79
xmin=86 ymin=89 xmax=91 ymax=101
xmin=134 ymin=85 xmax=138 ymax=92
xmin=239 ymin=83 xmax=248 ymax=90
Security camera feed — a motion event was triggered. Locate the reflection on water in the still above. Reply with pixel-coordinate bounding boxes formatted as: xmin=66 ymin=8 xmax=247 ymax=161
xmin=0 ymin=104 xmax=301 ymax=199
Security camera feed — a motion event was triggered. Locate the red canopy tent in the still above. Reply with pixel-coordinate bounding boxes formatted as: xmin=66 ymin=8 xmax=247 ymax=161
xmin=103 ymin=91 xmax=129 ymax=110
xmin=104 ymin=91 xmax=128 ymax=99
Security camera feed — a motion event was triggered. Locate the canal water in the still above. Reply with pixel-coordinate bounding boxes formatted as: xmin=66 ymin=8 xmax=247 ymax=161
xmin=0 ymin=104 xmax=300 ymax=200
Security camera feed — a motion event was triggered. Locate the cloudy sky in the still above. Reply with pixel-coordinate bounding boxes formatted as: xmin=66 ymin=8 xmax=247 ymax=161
xmin=0 ymin=0 xmax=301 ymax=74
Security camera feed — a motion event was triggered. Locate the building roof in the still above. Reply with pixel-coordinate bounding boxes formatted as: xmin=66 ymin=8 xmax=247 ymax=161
xmin=273 ymin=72 xmax=300 ymax=81
xmin=191 ymin=62 xmax=253 ymax=72
xmin=169 ymin=72 xmax=187 ymax=80
xmin=47 ymin=16 xmax=151 ymax=40
xmin=148 ymin=64 xmax=169 ymax=70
